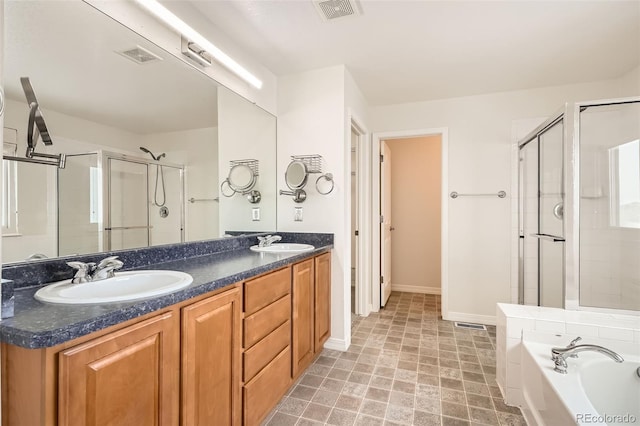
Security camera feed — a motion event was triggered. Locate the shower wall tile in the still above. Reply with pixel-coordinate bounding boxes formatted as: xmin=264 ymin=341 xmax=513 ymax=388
xmin=534 ymin=319 xmax=565 ymax=334
xmin=598 ymin=326 xmax=634 ymax=342
xmin=565 ymin=322 xmax=599 ymax=338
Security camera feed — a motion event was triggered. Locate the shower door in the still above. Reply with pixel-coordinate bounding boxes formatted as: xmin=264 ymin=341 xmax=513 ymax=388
xmin=519 ymin=118 xmax=565 ymax=308
xmin=537 ymin=121 xmax=564 ymax=308
xmin=519 ymin=141 xmax=539 ymax=305
xmin=106 ymin=158 xmax=150 ymax=251
xmin=58 ymin=153 xmax=102 ymax=256
xmin=578 ymin=100 xmax=640 ymax=311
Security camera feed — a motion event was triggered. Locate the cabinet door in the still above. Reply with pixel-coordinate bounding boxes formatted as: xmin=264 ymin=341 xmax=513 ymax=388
xmin=58 ymin=311 xmax=179 ymax=426
xmin=182 ymin=288 xmax=242 ymax=426
xmin=315 ymin=252 xmax=331 ymax=352
xmin=292 ymin=258 xmax=315 ymax=378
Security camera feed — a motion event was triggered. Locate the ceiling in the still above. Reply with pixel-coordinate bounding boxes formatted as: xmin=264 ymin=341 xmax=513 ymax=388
xmin=5 ymin=1 xmax=218 ymax=135
xmin=189 ymin=0 xmax=640 ymax=106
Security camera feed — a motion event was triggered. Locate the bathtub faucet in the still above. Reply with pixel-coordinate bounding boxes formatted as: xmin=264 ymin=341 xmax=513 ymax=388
xmin=551 ymin=339 xmax=624 ymax=374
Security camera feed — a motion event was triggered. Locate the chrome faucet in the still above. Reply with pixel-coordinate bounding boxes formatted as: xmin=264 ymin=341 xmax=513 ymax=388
xmin=91 ymin=256 xmax=124 ymax=280
xmin=67 ymin=256 xmax=124 ymax=283
xmin=257 ymin=235 xmax=282 ymax=247
xmin=551 ymin=337 xmax=624 ymax=374
xmin=67 ymin=261 xmax=96 ymax=284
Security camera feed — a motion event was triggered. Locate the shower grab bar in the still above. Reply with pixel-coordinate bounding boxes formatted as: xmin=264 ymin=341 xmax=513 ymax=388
xmin=530 ymin=233 xmax=565 ymax=242
xmin=188 ymin=197 xmax=219 ymax=203
xmin=105 ymin=226 xmax=154 ymax=231
xmin=450 ymin=191 xmax=506 ymax=199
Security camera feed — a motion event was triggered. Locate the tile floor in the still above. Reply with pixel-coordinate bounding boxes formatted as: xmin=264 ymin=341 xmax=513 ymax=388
xmin=263 ymin=292 xmax=527 ymax=426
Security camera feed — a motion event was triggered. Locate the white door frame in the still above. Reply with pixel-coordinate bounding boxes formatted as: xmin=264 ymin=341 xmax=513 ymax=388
xmin=370 ymin=128 xmax=449 ymax=315
xmin=348 ymin=111 xmax=371 ymax=317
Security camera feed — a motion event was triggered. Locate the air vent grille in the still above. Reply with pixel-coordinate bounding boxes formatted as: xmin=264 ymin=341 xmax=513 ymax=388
xmin=454 ymin=322 xmax=487 ymax=331
xmin=313 ymin=0 xmax=361 ymax=21
xmin=116 ymin=46 xmax=162 ymax=65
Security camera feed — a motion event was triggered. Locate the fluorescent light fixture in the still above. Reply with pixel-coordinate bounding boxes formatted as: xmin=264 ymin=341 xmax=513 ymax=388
xmin=134 ymin=0 xmax=263 ymax=89
xmin=181 ymin=37 xmax=212 ymax=67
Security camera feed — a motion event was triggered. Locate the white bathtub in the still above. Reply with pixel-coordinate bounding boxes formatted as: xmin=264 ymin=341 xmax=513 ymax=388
xmin=520 ymin=333 xmax=640 ymax=426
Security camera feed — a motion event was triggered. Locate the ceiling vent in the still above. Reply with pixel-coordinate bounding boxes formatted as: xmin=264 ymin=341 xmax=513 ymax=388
xmin=115 ymin=46 xmax=163 ymax=65
xmin=313 ymin=0 xmax=362 ymax=21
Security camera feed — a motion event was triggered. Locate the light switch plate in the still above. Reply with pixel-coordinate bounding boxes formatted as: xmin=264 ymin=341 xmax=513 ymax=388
xmin=294 ymin=207 xmax=303 ymax=222
xmin=252 ymin=207 xmax=260 ymax=221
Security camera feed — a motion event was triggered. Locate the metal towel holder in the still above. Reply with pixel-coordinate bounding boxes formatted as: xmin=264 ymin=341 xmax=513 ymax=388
xmin=450 ymin=191 xmax=507 ymax=199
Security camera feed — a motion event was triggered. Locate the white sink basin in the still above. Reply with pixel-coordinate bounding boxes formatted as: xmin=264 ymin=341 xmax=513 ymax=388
xmin=250 ymin=243 xmax=315 ymax=254
xmin=34 ymin=270 xmax=193 ymax=305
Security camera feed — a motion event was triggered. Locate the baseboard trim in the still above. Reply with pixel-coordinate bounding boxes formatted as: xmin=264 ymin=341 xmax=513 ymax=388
xmin=444 ymin=311 xmax=496 ymax=326
xmin=391 ymin=284 xmax=441 ymax=295
xmin=324 ymin=337 xmax=349 ymax=352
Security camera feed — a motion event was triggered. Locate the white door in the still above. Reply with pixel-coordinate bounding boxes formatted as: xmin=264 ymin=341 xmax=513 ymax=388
xmin=380 ymin=141 xmax=392 ymax=307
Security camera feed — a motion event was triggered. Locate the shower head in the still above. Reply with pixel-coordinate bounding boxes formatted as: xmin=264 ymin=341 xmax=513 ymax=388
xmin=139 ymin=146 xmax=160 ymax=161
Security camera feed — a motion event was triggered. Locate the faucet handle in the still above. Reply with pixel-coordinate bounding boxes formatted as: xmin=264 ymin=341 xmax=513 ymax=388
xmin=568 ymin=336 xmax=582 ymax=347
xmin=97 ymin=256 xmax=122 ymax=269
xmin=67 ymin=261 xmax=95 ymax=284
xmin=567 ymin=336 xmax=582 ymax=358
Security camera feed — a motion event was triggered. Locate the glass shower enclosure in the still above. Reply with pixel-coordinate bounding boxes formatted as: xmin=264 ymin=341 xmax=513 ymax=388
xmin=518 ymin=97 xmax=640 ymax=313
xmin=58 ymin=150 xmax=184 ymax=256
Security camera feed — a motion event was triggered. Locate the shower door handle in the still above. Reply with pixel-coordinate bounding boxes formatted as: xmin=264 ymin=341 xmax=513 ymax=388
xmin=105 ymin=225 xmax=154 ymax=231
xmin=530 ymin=233 xmax=565 ymax=242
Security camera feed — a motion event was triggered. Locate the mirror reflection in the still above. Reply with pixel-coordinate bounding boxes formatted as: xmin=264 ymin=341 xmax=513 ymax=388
xmin=1 ymin=1 xmax=277 ymax=264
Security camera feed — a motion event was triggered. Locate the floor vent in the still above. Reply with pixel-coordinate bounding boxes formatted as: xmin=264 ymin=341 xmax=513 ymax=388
xmin=454 ymin=322 xmax=486 ymax=331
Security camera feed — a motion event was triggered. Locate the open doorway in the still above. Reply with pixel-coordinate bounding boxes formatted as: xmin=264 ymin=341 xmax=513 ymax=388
xmin=351 ymin=127 xmax=359 ymax=314
xmin=371 ymin=128 xmax=448 ymax=313
xmin=349 ymin=116 xmax=369 ymax=318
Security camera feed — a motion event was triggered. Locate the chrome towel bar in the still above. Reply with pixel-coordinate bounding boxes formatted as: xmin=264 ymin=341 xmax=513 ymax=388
xmin=188 ymin=197 xmax=219 ymax=203
xmin=450 ymin=191 xmax=506 ymax=199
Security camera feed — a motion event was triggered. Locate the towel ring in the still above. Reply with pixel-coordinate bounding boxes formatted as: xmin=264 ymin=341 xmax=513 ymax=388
xmin=220 ymin=179 xmax=235 ymax=197
xmin=316 ymin=173 xmax=334 ymax=195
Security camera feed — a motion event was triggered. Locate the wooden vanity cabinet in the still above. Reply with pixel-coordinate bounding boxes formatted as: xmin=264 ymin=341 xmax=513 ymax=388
xmin=291 ymin=252 xmax=332 ymax=380
xmin=181 ymin=287 xmax=242 ymax=426
xmin=1 ymin=251 xmax=331 ymax=426
xmin=242 ymin=267 xmax=292 ymax=426
xmin=314 ymin=252 xmax=331 ymax=351
xmin=292 ymin=258 xmax=315 ymax=378
xmin=58 ymin=311 xmax=180 ymax=426
xmin=1 ymin=285 xmax=242 ymax=426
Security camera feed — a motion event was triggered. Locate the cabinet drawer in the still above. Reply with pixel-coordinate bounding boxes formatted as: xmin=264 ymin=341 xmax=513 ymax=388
xmin=243 ymin=346 xmax=291 ymax=426
xmin=243 ymin=320 xmax=290 ymax=382
xmin=244 ymin=268 xmax=291 ymax=316
xmin=244 ymin=294 xmax=291 ymax=349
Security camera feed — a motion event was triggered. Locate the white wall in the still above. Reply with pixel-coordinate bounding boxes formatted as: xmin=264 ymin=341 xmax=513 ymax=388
xmin=617 ymin=65 xmax=640 ymax=96
xmin=218 ymin=86 xmax=277 ymax=234
xmin=277 ymin=65 xmax=370 ymax=350
xmin=86 ymin=0 xmax=277 ymax=115
xmin=371 ymin=76 xmax=639 ymax=324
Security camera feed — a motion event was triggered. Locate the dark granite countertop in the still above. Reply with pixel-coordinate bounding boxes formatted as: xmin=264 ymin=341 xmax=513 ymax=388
xmin=0 ymin=234 xmax=332 ymax=349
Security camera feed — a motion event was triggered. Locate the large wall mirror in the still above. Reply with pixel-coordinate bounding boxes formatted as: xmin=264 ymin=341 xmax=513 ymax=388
xmin=2 ymin=1 xmax=277 ymax=264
